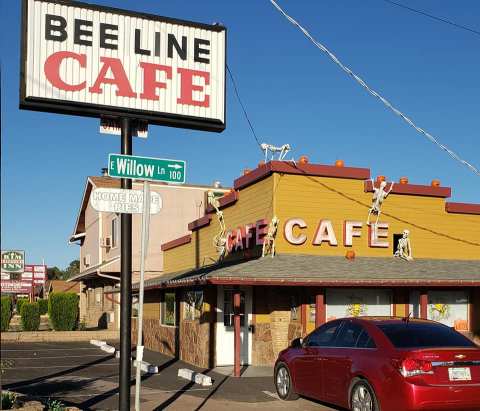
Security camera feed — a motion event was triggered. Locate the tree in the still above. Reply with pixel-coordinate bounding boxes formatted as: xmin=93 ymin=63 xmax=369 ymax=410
xmin=63 ymin=260 xmax=80 ymax=280
xmin=47 ymin=266 xmax=63 ymax=280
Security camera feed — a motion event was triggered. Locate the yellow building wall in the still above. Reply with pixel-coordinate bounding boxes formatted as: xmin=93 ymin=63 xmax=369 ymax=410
xmin=143 ymin=290 xmax=161 ymax=320
xmin=164 ymin=176 xmax=275 ymax=274
xmin=274 ymin=174 xmax=480 ymax=260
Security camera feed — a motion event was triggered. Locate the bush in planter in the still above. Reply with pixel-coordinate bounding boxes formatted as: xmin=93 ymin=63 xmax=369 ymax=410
xmin=20 ymin=302 xmax=40 ymax=331
xmin=16 ymin=297 xmax=29 ymax=315
xmin=48 ymin=292 xmax=79 ymax=331
xmin=1 ymin=296 xmax=12 ymax=331
xmin=38 ymin=299 xmax=48 ymax=315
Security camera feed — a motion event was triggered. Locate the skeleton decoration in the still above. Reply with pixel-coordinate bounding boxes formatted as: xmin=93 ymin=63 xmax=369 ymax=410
xmin=394 ymin=229 xmax=413 ymax=261
xmin=260 ymin=143 xmax=291 ymax=162
xmin=207 ymin=191 xmax=227 ymax=261
xmin=367 ymin=179 xmax=394 ymax=225
xmin=262 ymin=216 xmax=280 ymax=258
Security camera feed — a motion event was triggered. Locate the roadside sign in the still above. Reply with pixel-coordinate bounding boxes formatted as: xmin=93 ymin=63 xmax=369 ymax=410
xmin=90 ymin=188 xmax=162 ymax=214
xmin=1 ymin=250 xmax=25 ymax=273
xmin=23 ymin=265 xmax=47 ymax=285
xmin=100 ymin=119 xmax=148 ymax=138
xmin=0 ymin=280 xmax=32 ymax=294
xmin=20 ymin=0 xmax=226 ymax=132
xmin=108 ymin=154 xmax=186 ymax=184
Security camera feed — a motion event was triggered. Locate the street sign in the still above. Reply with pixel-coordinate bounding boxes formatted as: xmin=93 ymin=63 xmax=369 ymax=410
xmin=1 ymin=250 xmax=25 ymax=273
xmin=90 ymin=188 xmax=162 ymax=214
xmin=108 ymin=154 xmax=186 ymax=184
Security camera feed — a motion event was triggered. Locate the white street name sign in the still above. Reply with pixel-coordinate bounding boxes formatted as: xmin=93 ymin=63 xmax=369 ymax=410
xmin=90 ymin=188 xmax=162 ymax=214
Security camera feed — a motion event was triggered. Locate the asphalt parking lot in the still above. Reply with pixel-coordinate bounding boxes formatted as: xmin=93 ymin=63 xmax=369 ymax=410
xmin=1 ymin=341 xmax=339 ymax=410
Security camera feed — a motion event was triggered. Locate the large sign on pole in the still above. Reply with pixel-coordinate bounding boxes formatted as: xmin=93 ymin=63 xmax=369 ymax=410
xmin=20 ymin=0 xmax=226 ymax=132
xmin=1 ymin=250 xmax=25 ymax=274
xmin=108 ymin=154 xmax=186 ymax=184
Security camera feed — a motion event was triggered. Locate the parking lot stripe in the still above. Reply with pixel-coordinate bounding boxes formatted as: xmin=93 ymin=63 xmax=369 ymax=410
xmin=1 ymin=347 xmax=103 ymax=352
xmin=3 ymin=363 xmax=119 ymax=370
xmin=1 ymin=354 xmax=112 ymax=360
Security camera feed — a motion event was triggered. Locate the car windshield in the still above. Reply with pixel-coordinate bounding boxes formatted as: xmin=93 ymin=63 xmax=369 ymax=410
xmin=378 ymin=322 xmax=476 ymax=348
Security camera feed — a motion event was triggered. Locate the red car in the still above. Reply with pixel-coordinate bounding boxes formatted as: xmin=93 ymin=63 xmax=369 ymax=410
xmin=274 ymin=317 xmax=480 ymax=411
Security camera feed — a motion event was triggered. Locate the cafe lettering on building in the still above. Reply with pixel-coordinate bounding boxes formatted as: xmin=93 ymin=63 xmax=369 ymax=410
xmin=130 ymin=159 xmax=480 ymax=375
xmin=20 ymin=0 xmax=226 ymax=131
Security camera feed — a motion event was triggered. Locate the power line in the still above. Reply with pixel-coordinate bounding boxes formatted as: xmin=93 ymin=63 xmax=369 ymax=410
xmin=382 ymin=0 xmax=480 ymax=37
xmin=269 ymin=0 xmax=480 ymax=177
xmin=226 ymin=64 xmax=264 ymax=152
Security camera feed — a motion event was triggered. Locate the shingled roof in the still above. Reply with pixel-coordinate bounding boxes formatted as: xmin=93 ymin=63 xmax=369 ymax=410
xmin=133 ymin=254 xmax=480 ymax=290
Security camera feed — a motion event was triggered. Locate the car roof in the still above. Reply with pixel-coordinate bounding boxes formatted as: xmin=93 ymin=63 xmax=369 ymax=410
xmin=346 ymin=316 xmax=439 ymax=326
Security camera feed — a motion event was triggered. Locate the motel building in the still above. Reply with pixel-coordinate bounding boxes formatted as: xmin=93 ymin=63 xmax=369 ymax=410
xmin=133 ymin=159 xmax=480 ymax=375
xmin=68 ymin=174 xmax=229 ymax=329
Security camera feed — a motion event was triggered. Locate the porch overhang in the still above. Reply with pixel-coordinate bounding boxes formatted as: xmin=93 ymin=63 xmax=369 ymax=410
xmin=67 ymin=256 xmax=120 ymax=282
xmin=132 ymin=254 xmax=480 ymax=291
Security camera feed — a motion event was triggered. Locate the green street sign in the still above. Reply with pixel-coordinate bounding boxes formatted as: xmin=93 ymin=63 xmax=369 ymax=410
xmin=108 ymin=154 xmax=186 ymax=184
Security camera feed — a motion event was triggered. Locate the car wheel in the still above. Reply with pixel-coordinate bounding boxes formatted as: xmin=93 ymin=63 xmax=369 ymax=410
xmin=274 ymin=363 xmax=298 ymax=401
xmin=350 ymin=380 xmax=379 ymax=411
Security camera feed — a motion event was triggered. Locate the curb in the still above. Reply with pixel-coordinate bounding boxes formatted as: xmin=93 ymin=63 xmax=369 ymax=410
xmin=178 ymin=368 xmax=213 ymax=386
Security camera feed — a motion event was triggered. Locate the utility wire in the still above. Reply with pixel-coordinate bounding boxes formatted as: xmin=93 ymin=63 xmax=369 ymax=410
xmin=382 ymin=0 xmax=480 ymax=37
xmin=226 ymin=64 xmax=264 ymax=152
xmin=269 ymin=0 xmax=480 ymax=177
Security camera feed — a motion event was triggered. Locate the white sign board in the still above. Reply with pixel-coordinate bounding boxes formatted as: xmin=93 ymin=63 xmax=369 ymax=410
xmin=90 ymin=188 xmax=162 ymax=214
xmin=20 ymin=0 xmax=226 ymax=132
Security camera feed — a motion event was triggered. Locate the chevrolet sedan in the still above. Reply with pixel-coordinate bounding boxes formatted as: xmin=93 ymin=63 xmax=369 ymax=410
xmin=274 ymin=317 xmax=480 ymax=411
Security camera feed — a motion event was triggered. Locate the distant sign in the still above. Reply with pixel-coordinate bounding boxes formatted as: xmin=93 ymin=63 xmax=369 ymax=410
xmin=23 ymin=265 xmax=47 ymax=285
xmin=1 ymin=250 xmax=25 ymax=273
xmin=108 ymin=154 xmax=186 ymax=184
xmin=20 ymin=0 xmax=226 ymax=132
xmin=100 ymin=118 xmax=148 ymax=138
xmin=0 ymin=280 xmax=32 ymax=294
xmin=91 ymin=188 xmax=162 ymax=214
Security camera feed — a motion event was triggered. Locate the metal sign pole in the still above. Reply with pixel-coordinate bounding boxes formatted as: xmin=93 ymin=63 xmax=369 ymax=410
xmin=135 ymin=181 xmax=151 ymax=411
xmin=119 ymin=118 xmax=133 ymax=411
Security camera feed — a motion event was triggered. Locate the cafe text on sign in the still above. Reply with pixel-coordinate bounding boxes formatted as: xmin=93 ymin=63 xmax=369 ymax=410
xmin=20 ymin=0 xmax=226 ymax=132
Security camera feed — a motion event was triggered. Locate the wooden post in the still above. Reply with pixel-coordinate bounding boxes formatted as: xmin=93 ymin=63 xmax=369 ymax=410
xmin=315 ymin=290 xmax=326 ymax=328
xmin=420 ymin=290 xmax=428 ymax=319
xmin=233 ymin=290 xmax=241 ymax=377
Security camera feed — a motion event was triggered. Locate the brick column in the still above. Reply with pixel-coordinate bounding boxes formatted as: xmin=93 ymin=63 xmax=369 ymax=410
xmin=315 ymin=289 xmax=326 ymax=328
xmin=420 ymin=290 xmax=428 ymax=319
xmin=233 ymin=290 xmax=241 ymax=377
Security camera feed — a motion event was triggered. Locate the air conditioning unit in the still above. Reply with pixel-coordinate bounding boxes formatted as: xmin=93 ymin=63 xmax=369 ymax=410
xmin=100 ymin=236 xmax=112 ymax=248
xmin=83 ymin=254 xmax=91 ymax=267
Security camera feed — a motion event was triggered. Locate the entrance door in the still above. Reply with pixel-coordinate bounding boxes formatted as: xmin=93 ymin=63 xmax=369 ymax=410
xmin=215 ymin=286 xmax=252 ymax=366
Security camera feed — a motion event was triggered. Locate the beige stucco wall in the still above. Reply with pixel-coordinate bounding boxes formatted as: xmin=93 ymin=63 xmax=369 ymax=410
xmin=80 ymin=202 xmax=100 ymax=271
xmin=80 ymin=182 xmax=228 ymax=280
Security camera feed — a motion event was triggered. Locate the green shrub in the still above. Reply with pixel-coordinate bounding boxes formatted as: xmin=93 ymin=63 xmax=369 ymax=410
xmin=20 ymin=302 xmax=40 ymax=331
xmin=1 ymin=391 xmax=17 ymax=409
xmin=38 ymin=299 xmax=48 ymax=315
xmin=16 ymin=298 xmax=29 ymax=314
xmin=48 ymin=292 xmax=79 ymax=331
xmin=1 ymin=296 xmax=12 ymax=331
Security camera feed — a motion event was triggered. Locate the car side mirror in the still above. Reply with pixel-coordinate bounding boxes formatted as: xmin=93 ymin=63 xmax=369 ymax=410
xmin=291 ymin=337 xmax=303 ymax=348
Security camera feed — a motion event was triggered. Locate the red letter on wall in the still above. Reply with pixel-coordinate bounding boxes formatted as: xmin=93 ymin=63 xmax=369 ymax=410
xmin=177 ymin=68 xmax=210 ymax=107
xmin=139 ymin=62 xmax=172 ymax=100
xmin=89 ymin=57 xmax=136 ymax=97
xmin=44 ymin=51 xmax=86 ymax=91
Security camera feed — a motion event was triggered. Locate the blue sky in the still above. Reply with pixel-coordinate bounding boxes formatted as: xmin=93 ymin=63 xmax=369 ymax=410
xmin=1 ymin=0 xmax=479 ymax=268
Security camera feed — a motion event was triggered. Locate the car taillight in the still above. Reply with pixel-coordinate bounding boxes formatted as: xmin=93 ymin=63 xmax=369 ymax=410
xmin=400 ymin=358 xmax=434 ymax=377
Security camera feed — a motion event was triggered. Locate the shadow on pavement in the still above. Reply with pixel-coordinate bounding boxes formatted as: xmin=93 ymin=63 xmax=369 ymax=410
xmin=79 ymin=357 xmax=178 ymax=410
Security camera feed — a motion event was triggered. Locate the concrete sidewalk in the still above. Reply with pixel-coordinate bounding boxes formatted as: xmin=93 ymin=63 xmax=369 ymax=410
xmin=1 ymin=330 xmax=119 ymax=342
